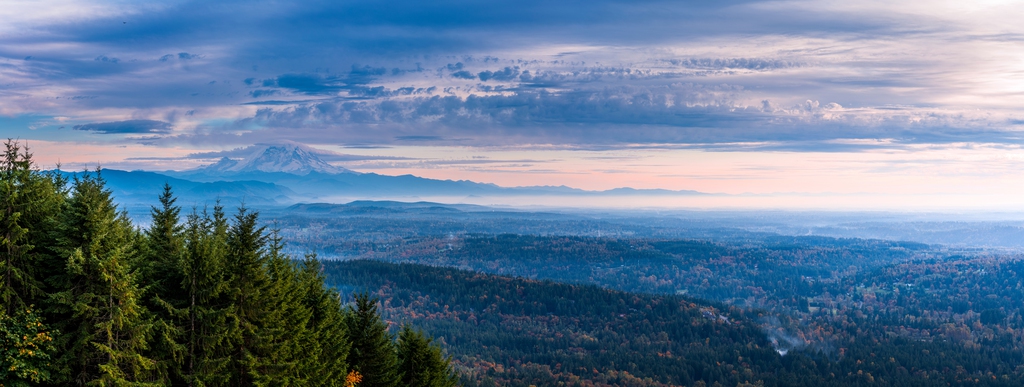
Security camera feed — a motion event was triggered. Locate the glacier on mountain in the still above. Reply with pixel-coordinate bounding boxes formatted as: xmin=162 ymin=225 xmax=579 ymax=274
xmin=196 ymin=143 xmax=355 ymax=175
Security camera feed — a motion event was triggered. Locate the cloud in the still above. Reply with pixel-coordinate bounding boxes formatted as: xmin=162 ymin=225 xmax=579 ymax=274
xmin=4 ymin=0 xmax=1024 ymax=153
xmin=665 ymin=58 xmax=799 ymax=71
xmin=451 ymin=70 xmax=476 ymax=80
xmin=249 ymin=89 xmax=280 ymax=98
xmin=181 ymin=143 xmax=412 ymax=162
xmin=94 ymin=55 xmax=119 ymax=63
xmin=260 ymin=66 xmax=392 ymax=95
xmin=187 ymin=77 xmax=1024 ymax=152
xmin=270 ymin=74 xmax=342 ymax=94
xmin=478 ymin=66 xmax=519 ymax=82
xmin=72 ymin=120 xmax=173 ymax=134
xmin=160 ymin=52 xmax=201 ymax=61
xmin=395 ymin=135 xmax=445 ymax=142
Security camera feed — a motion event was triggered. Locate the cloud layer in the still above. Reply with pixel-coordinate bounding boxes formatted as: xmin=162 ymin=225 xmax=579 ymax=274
xmin=73 ymin=119 xmax=172 ymax=134
xmin=3 ymin=0 xmax=1024 ymax=151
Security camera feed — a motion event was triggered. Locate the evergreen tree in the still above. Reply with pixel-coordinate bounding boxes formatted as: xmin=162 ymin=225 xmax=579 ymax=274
xmin=180 ymin=204 xmax=232 ymax=387
xmin=28 ymin=164 xmax=69 ymax=317
xmin=0 ymin=140 xmax=63 ymax=315
xmin=297 ymin=253 xmax=349 ymax=387
xmin=0 ymin=144 xmax=459 ymax=386
xmin=145 ymin=184 xmax=185 ymax=296
xmin=143 ymin=184 xmax=187 ymax=383
xmin=223 ymin=206 xmax=271 ymax=386
xmin=0 ymin=140 xmax=64 ymax=385
xmin=48 ymin=171 xmax=156 ymax=385
xmin=396 ymin=325 xmax=458 ymax=387
xmin=248 ymin=229 xmax=313 ymax=386
xmin=345 ymin=294 xmax=400 ymax=387
xmin=1 ymin=140 xmax=36 ymax=315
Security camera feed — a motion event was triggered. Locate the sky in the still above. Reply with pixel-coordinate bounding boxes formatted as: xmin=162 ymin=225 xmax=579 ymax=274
xmin=3 ymin=0 xmax=1024 ymax=209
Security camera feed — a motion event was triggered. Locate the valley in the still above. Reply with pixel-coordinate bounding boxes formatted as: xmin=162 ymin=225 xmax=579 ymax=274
xmin=21 ymin=144 xmax=1024 ymax=386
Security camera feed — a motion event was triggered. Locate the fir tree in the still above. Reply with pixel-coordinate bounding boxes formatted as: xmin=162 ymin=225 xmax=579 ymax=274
xmin=0 ymin=140 xmax=62 ymax=315
xmin=298 ymin=253 xmax=349 ymax=387
xmin=1 ymin=139 xmax=36 ymax=315
xmin=145 ymin=184 xmax=185 ymax=296
xmin=28 ymin=162 xmax=69 ymax=317
xmin=0 ymin=144 xmax=459 ymax=386
xmin=180 ymin=204 xmax=232 ymax=387
xmin=48 ymin=170 xmax=157 ymax=385
xmin=223 ymin=206 xmax=271 ymax=386
xmin=248 ymin=229 xmax=314 ymax=385
xmin=0 ymin=140 xmax=64 ymax=385
xmin=143 ymin=184 xmax=187 ymax=383
xmin=345 ymin=294 xmax=400 ymax=387
xmin=396 ymin=325 xmax=458 ymax=387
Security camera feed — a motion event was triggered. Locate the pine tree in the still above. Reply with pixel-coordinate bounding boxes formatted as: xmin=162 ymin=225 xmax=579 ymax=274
xmin=297 ymin=253 xmax=349 ymax=387
xmin=247 ymin=229 xmax=313 ymax=386
xmin=223 ymin=206 xmax=271 ymax=386
xmin=143 ymin=184 xmax=187 ymax=383
xmin=345 ymin=294 xmax=400 ymax=387
xmin=180 ymin=204 xmax=232 ymax=387
xmin=396 ymin=325 xmax=458 ymax=387
xmin=30 ymin=163 xmax=70 ymax=316
xmin=48 ymin=170 xmax=157 ymax=386
xmin=0 ymin=140 xmax=62 ymax=315
xmin=0 ymin=142 xmax=460 ymax=386
xmin=145 ymin=184 xmax=185 ymax=294
xmin=1 ymin=140 xmax=36 ymax=315
xmin=0 ymin=140 xmax=65 ymax=384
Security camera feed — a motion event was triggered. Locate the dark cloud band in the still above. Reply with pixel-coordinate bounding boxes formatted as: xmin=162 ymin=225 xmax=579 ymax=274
xmin=72 ymin=120 xmax=173 ymax=134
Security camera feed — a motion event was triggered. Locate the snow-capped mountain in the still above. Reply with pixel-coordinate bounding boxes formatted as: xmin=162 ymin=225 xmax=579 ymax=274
xmin=163 ymin=142 xmax=706 ymax=200
xmin=196 ymin=143 xmax=354 ymax=175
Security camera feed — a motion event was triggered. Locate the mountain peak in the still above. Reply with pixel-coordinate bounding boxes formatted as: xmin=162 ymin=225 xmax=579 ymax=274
xmin=197 ymin=143 xmax=355 ymax=175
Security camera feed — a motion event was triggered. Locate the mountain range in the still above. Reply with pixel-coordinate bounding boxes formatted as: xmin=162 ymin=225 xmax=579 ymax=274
xmin=61 ymin=143 xmax=707 ymax=209
xmin=55 ymin=146 xmax=1024 ymax=248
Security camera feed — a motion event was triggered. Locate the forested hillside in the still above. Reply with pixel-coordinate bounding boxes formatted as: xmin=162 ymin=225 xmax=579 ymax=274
xmin=370 ymin=234 xmax=1024 ymax=365
xmin=328 ymin=260 xmax=1024 ymax=386
xmin=362 ymin=234 xmax=929 ymax=308
xmin=0 ymin=141 xmax=456 ymax=386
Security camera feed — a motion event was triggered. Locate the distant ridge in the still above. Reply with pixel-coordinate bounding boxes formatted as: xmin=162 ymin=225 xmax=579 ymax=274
xmin=287 ymin=200 xmax=501 ymax=214
xmin=194 ymin=142 xmax=355 ymax=175
xmin=55 ymin=169 xmax=296 ymax=207
xmin=167 ymin=144 xmax=707 ymax=199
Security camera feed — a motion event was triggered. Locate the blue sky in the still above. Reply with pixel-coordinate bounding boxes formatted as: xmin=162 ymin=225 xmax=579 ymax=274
xmin=3 ymin=0 xmax=1024 ymax=208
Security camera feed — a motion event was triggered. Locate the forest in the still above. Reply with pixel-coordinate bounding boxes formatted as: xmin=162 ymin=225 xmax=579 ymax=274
xmin=329 ymin=260 xmax=1024 ymax=386
xmin=346 ymin=234 xmax=1024 ymax=386
xmin=0 ymin=141 xmax=457 ymax=386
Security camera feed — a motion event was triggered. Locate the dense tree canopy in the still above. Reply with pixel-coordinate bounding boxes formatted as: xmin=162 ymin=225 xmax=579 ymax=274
xmin=327 ymin=259 xmax=1024 ymax=387
xmin=0 ymin=140 xmax=455 ymax=387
